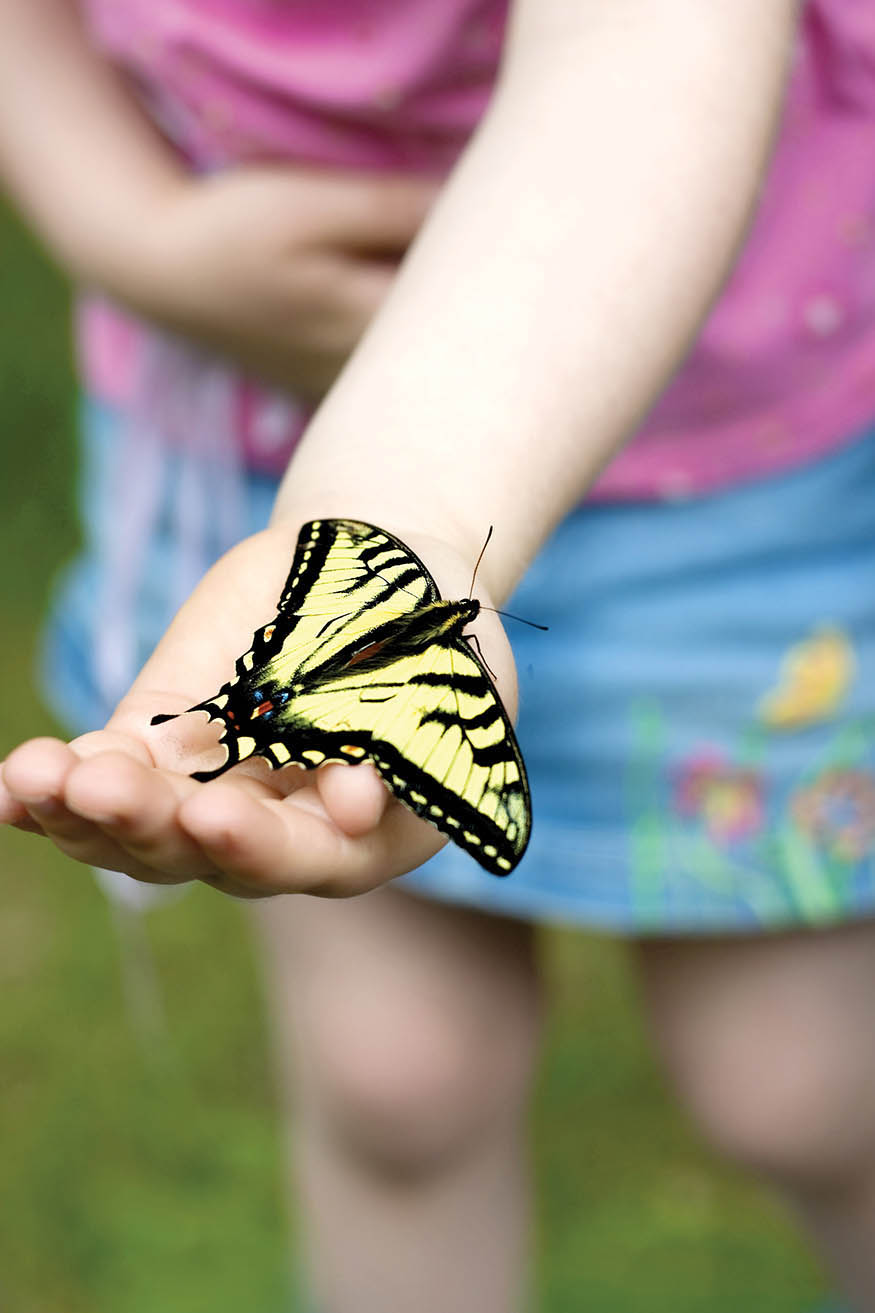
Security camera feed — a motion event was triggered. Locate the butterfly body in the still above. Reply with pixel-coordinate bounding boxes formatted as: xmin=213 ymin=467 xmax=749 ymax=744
xmin=153 ymin=521 xmax=531 ymax=875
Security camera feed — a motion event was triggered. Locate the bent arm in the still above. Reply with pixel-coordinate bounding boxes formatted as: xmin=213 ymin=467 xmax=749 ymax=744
xmin=278 ymin=0 xmax=799 ymax=597
xmin=0 ymin=0 xmax=184 ymax=289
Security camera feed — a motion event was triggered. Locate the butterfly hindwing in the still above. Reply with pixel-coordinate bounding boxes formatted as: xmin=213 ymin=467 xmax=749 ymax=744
xmin=151 ymin=519 xmax=532 ymax=874
xmin=262 ymin=628 xmax=530 ymax=874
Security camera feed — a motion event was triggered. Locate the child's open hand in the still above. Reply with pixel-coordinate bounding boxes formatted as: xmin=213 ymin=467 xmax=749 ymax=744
xmin=0 ymin=525 xmax=517 ymax=899
xmin=99 ymin=166 xmax=437 ymax=399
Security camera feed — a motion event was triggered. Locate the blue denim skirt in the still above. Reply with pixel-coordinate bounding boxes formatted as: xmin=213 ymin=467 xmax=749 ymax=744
xmin=44 ymin=400 xmax=875 ymax=934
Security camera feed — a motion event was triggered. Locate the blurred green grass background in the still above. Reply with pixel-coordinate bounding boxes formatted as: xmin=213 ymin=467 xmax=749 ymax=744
xmin=0 ymin=201 xmax=825 ymax=1313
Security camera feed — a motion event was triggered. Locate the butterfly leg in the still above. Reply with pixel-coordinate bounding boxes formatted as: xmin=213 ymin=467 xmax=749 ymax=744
xmin=465 ymin=630 xmax=496 ymax=680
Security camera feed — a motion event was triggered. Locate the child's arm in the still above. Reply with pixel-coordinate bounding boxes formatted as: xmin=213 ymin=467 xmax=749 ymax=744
xmin=1 ymin=0 xmax=800 ymax=898
xmin=0 ymin=0 xmax=435 ymax=396
xmin=283 ymin=0 xmax=799 ymax=590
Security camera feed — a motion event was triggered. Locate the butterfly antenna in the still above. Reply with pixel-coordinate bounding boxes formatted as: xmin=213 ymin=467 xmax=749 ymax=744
xmin=468 ymin=528 xmax=548 ymax=630
xmin=481 ymin=606 xmax=549 ymax=632
xmin=468 ymin=525 xmax=494 ymax=598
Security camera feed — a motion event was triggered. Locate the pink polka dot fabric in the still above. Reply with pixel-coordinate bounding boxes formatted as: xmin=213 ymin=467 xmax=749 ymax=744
xmin=77 ymin=0 xmax=875 ymax=500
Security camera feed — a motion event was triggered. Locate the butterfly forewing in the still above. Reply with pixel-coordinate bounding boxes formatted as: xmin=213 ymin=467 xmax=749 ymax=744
xmin=228 ymin=520 xmax=436 ymax=689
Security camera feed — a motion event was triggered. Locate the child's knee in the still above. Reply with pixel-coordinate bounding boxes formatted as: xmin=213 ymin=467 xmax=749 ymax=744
xmin=669 ymin=1032 xmax=868 ymax=1185
xmin=255 ymin=886 xmax=541 ymax=1179
xmin=638 ymin=937 xmax=875 ymax=1188
xmin=292 ymin=985 xmax=539 ymax=1180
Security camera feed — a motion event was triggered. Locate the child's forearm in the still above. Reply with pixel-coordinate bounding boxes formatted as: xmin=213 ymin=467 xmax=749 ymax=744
xmin=0 ymin=0 xmax=182 ymax=290
xmin=277 ymin=0 xmax=798 ymax=600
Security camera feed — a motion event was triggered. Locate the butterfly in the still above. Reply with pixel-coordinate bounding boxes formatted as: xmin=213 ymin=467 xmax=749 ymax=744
xmin=151 ymin=519 xmax=531 ymax=875
xmin=757 ymin=626 xmax=855 ymax=730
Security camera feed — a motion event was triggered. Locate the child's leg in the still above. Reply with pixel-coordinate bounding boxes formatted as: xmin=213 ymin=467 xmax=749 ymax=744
xmin=635 ymin=920 xmax=875 ymax=1312
xmin=251 ymin=886 xmax=543 ymax=1313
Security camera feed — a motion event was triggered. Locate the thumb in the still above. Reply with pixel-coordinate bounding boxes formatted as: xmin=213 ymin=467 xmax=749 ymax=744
xmin=316 ymin=760 xmax=391 ymax=837
xmin=325 ymin=174 xmax=440 ymax=254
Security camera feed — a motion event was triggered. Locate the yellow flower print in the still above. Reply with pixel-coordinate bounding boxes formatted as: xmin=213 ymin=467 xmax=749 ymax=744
xmin=757 ymin=626 xmax=856 ymax=730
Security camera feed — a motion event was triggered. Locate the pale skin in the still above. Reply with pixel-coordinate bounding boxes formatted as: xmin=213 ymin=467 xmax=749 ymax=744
xmin=6 ymin=1 xmax=875 ymax=1311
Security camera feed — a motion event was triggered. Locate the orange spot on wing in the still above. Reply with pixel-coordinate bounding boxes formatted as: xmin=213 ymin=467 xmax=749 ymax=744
xmin=347 ymin=640 xmax=386 ymax=667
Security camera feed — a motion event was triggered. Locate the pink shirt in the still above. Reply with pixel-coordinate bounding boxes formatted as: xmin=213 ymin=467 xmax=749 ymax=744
xmin=79 ymin=0 xmax=875 ymax=500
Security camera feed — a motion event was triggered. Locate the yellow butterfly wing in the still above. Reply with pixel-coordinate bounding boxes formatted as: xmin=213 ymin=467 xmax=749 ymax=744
xmin=241 ymin=518 xmax=436 ymax=684
xmin=152 ymin=519 xmax=532 ymax=875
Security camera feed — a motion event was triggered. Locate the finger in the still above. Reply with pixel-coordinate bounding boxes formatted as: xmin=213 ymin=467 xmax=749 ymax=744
xmin=339 ymin=260 xmax=397 ymax=321
xmin=17 ymin=799 xmax=183 ymax=885
xmin=0 ymin=784 xmax=47 ymax=834
xmin=0 ymin=761 xmax=34 ymax=827
xmin=318 ymin=175 xmax=438 ymax=251
xmin=198 ymin=870 xmax=278 ymax=901
xmin=2 ymin=736 xmax=171 ymax=875
xmin=315 ymin=761 xmax=390 ymax=837
xmin=3 ymin=731 xmax=157 ymax=812
xmin=63 ymin=751 xmax=215 ymax=881
xmin=3 ymin=737 xmax=83 ymax=811
xmin=4 ymin=738 xmax=194 ymax=882
xmin=177 ymin=781 xmax=369 ymax=895
xmin=70 ymin=727 xmax=157 ymax=766
xmin=10 ymin=815 xmax=48 ymax=835
xmin=178 ymin=779 xmax=440 ymax=897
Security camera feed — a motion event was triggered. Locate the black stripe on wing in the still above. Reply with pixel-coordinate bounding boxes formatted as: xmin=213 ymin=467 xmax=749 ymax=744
xmin=366 ymin=736 xmax=529 ymax=876
xmin=278 ymin=520 xmax=440 ymax=617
